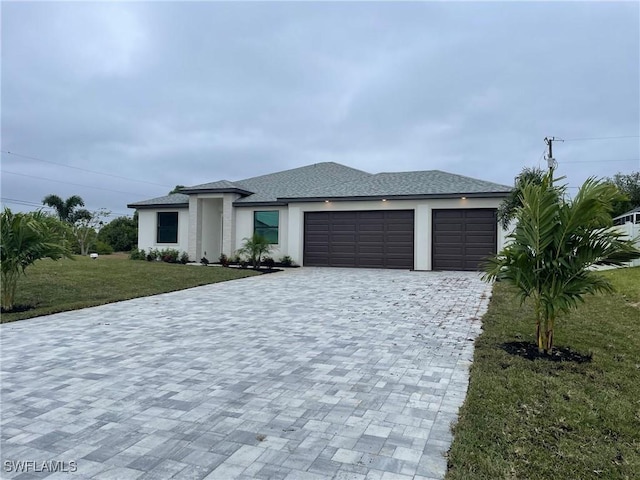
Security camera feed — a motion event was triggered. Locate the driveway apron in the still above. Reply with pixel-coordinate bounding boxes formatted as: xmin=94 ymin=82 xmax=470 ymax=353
xmin=1 ymin=268 xmax=492 ymax=480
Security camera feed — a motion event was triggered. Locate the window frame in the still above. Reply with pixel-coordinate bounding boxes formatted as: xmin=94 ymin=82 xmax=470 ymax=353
xmin=156 ymin=211 xmax=179 ymax=244
xmin=253 ymin=210 xmax=279 ymax=245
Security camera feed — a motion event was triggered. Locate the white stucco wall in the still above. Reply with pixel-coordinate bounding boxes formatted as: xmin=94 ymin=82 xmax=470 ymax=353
xmin=137 ymin=208 xmax=190 ymax=254
xmin=234 ymin=206 xmax=288 ymax=260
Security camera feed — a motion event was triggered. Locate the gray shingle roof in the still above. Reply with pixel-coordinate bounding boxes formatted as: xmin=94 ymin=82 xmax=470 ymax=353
xmin=180 ymin=179 xmax=252 ymax=195
xmin=233 ymin=162 xmax=371 ymax=203
xmin=128 ymin=162 xmax=511 ymax=208
xmin=282 ymin=170 xmax=512 ymax=199
xmin=127 ymin=193 xmax=189 ymax=209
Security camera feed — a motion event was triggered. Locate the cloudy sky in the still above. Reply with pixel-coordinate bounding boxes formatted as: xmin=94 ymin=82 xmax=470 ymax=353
xmin=2 ymin=1 xmax=638 ymax=219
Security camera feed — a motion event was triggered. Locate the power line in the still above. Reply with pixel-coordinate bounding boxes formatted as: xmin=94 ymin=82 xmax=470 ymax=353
xmin=1 ymin=170 xmax=144 ymax=196
xmin=561 ymin=159 xmax=639 ymax=164
xmin=562 ymin=135 xmax=640 ymax=141
xmin=0 ymin=197 xmax=131 ymax=217
xmin=1 ymin=150 xmax=172 ymax=188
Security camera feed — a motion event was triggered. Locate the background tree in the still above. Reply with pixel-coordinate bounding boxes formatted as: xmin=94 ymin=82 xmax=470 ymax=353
xmin=484 ymin=174 xmax=640 ymax=354
xmin=73 ymin=209 xmax=110 ymax=255
xmin=607 ymin=171 xmax=640 ymax=217
xmin=1 ymin=208 xmax=73 ymax=311
xmin=238 ymin=233 xmax=273 ymax=269
xmin=42 ymin=194 xmax=91 ymax=224
xmin=169 ymin=185 xmax=186 ymax=194
xmin=97 ymin=216 xmax=138 ymax=252
xmin=496 ymin=167 xmax=546 ymax=230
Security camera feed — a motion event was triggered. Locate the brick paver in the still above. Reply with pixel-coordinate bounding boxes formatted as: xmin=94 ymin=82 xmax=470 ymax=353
xmin=1 ymin=268 xmax=491 ymax=479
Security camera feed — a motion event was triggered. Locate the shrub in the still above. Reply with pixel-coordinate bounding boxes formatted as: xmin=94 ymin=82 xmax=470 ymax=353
xmin=230 ymin=253 xmax=241 ymax=264
xmin=280 ymin=255 xmax=294 ymax=267
xmin=240 ymin=260 xmax=248 ymax=269
xmin=263 ymin=257 xmax=275 ymax=270
xmin=219 ymin=253 xmax=229 ymax=267
xmin=146 ymin=248 xmax=160 ymax=262
xmin=201 ymin=256 xmax=209 ymax=266
xmin=93 ymin=241 xmax=113 ymax=255
xmin=130 ymin=248 xmax=146 ymax=260
xmin=179 ymin=252 xmax=190 ymax=264
xmin=160 ymin=248 xmax=180 ymax=263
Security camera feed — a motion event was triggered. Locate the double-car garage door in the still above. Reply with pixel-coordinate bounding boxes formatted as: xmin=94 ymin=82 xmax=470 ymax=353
xmin=304 ymin=211 xmax=414 ymax=269
xmin=303 ymin=208 xmax=497 ymax=271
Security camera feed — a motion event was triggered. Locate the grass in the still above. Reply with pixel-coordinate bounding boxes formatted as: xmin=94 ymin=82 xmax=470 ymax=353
xmin=1 ymin=254 xmax=259 ymax=323
xmin=446 ymin=266 xmax=640 ymax=480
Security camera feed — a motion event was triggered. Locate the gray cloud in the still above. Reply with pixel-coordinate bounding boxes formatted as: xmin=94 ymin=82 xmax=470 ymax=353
xmin=2 ymin=2 xmax=638 ymax=217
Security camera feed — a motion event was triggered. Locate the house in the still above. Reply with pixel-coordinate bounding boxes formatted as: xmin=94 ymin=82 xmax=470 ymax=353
xmin=613 ymin=206 xmax=640 ymax=226
xmin=613 ymin=207 xmax=640 ymax=268
xmin=128 ymin=162 xmax=512 ymax=271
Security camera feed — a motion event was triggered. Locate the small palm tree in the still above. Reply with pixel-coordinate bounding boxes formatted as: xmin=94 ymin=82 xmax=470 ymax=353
xmin=42 ymin=194 xmax=91 ymax=224
xmin=238 ymin=233 xmax=273 ymax=269
xmin=1 ymin=208 xmax=73 ymax=310
xmin=484 ymin=173 xmax=640 ymax=354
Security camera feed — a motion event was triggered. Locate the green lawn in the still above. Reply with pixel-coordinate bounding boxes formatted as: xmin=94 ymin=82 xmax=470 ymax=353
xmin=447 ymin=266 xmax=640 ymax=480
xmin=1 ymin=254 xmax=259 ymax=323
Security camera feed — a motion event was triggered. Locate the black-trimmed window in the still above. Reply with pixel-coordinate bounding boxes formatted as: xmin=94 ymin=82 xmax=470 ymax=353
xmin=254 ymin=211 xmax=279 ymax=244
xmin=157 ymin=212 xmax=178 ymax=243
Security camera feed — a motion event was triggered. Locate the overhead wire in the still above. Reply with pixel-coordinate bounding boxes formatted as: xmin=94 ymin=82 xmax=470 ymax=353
xmin=1 ymin=170 xmax=147 ymax=196
xmin=1 ymin=150 xmax=172 ymax=188
xmin=0 ymin=197 xmax=132 ymax=217
xmin=561 ymin=135 xmax=640 ymax=142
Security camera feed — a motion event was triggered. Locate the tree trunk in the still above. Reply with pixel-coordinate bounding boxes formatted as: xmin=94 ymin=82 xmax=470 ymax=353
xmin=537 ymin=316 xmax=555 ymax=355
xmin=545 ymin=316 xmax=555 ymax=353
xmin=1 ymin=270 xmax=19 ymax=311
xmin=536 ymin=321 xmax=548 ymax=355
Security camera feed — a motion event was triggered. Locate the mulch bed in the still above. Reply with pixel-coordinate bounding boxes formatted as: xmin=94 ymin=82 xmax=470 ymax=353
xmin=500 ymin=341 xmax=593 ymax=363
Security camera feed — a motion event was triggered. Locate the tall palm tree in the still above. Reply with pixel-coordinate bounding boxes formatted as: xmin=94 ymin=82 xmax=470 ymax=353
xmin=42 ymin=194 xmax=91 ymax=223
xmin=484 ymin=174 xmax=640 ymax=354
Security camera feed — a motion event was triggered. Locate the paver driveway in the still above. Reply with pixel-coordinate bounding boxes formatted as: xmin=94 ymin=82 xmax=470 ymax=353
xmin=1 ymin=268 xmax=491 ymax=480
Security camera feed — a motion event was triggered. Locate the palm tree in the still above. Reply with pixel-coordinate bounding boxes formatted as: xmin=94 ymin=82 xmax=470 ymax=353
xmin=1 ymin=208 xmax=72 ymax=310
xmin=484 ymin=174 xmax=640 ymax=354
xmin=496 ymin=167 xmax=546 ymax=230
xmin=238 ymin=233 xmax=273 ymax=269
xmin=42 ymin=194 xmax=91 ymax=224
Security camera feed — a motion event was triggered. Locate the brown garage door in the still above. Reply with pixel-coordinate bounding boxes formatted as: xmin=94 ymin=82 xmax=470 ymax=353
xmin=432 ymin=209 xmax=497 ymax=271
xmin=304 ymin=210 xmax=414 ymax=269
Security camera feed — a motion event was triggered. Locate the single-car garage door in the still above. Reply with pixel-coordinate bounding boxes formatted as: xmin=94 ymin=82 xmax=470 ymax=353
xmin=304 ymin=210 xmax=414 ymax=269
xmin=432 ymin=209 xmax=497 ymax=271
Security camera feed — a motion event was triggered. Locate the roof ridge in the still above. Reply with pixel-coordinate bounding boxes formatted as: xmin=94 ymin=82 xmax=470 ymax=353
xmin=238 ymin=162 xmax=371 ymax=183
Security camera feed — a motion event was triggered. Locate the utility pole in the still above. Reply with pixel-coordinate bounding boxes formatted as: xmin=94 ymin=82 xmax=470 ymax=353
xmin=544 ymin=136 xmax=563 ymax=180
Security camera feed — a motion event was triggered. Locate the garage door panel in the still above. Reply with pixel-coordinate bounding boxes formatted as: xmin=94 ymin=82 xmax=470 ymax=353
xmin=434 ymin=235 xmax=463 ymax=244
xmin=433 ymin=209 xmax=497 ymax=271
xmin=466 ymin=223 xmax=496 ymax=233
xmin=466 ymin=234 xmax=495 ymax=242
xmin=435 ymin=224 xmax=463 ymax=233
xmin=304 ymin=211 xmax=414 ymax=268
xmin=332 ymin=234 xmax=357 ymax=243
xmin=359 ymin=233 xmax=385 ymax=242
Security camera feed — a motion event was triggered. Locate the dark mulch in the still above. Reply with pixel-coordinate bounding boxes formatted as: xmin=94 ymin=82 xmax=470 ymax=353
xmin=500 ymin=341 xmax=593 ymax=363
